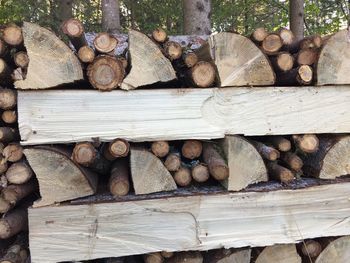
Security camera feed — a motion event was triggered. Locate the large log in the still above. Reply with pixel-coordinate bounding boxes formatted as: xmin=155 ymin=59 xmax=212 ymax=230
xmin=255 ymin=244 xmax=301 ymax=263
xmin=317 ymin=29 xmax=350 ymax=85
xmin=121 ymin=30 xmax=176 ymax=90
xmin=196 ymin=32 xmax=275 ymax=86
xmin=220 ymin=136 xmax=268 ymax=191
xmin=28 ymin=182 xmax=350 ymax=263
xmin=17 ymin=86 xmax=350 ymax=144
xmin=315 ymin=236 xmax=350 ymax=263
xmin=23 ymin=146 xmax=98 ymax=207
xmin=14 ymin=22 xmax=83 ymax=89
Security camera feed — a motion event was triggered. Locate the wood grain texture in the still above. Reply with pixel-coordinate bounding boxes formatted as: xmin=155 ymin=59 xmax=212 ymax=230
xmin=28 ymin=182 xmax=350 ymax=263
xmin=15 ymin=22 xmax=83 ymax=89
xmin=18 ymin=86 xmax=350 ymax=145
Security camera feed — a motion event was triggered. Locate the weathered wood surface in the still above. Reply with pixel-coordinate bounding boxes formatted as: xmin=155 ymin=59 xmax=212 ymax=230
xmin=18 ymin=86 xmax=350 ymax=144
xmin=29 ymin=182 xmax=350 ymax=263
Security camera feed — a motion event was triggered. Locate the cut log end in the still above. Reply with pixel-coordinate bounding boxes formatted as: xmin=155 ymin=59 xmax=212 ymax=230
xmin=2 ymin=110 xmax=17 ymax=124
xmin=5 ymin=162 xmax=33 ymax=185
xmin=72 ymin=142 xmax=96 ymax=166
xmin=94 ymin=33 xmax=118 ymax=54
xmin=262 ymin=34 xmax=283 ymax=54
xmin=62 ymin=18 xmax=84 ymax=38
xmin=151 ymin=141 xmax=170 ymax=158
xmin=268 ymin=162 xmax=295 ymax=184
xmin=144 ymin=253 xmax=164 ymax=263
xmin=109 ymin=159 xmax=130 ymax=197
xmin=293 ymin=134 xmax=319 ymax=153
xmin=297 ymin=65 xmax=313 ymax=85
xmin=256 ymin=244 xmax=301 ymax=263
xmin=203 ymin=142 xmax=229 ymax=181
xmin=14 ymin=52 xmax=29 ymax=68
xmin=106 ymin=139 xmax=130 ymax=159
xmin=3 ymin=25 xmax=23 ymax=46
xmin=184 ymin=53 xmax=198 ymax=68
xmin=165 ymin=41 xmax=182 ymax=60
xmin=191 ymin=163 xmax=209 ymax=183
xmin=282 ymin=152 xmax=303 ymax=172
xmin=152 ymin=28 xmax=167 ymax=43
xmin=0 ymin=209 xmax=27 ymax=239
xmin=315 ymin=236 xmax=350 ymax=263
xmin=278 ymin=28 xmax=295 ymax=45
xmin=0 ymin=89 xmax=16 ymax=110
xmin=3 ymin=143 xmax=23 ymax=162
xmin=164 ymin=153 xmax=181 ymax=172
xmin=276 ymin=52 xmax=294 ymax=72
xmin=297 ymin=49 xmax=318 ymax=66
xmin=174 ymin=166 xmax=192 ymax=187
xmin=78 ymin=46 xmax=95 ymax=63
xmin=182 ymin=140 xmax=202 ymax=160
xmin=251 ymin=27 xmax=268 ymax=42
xmin=301 ymin=240 xmax=322 ymax=259
xmin=191 ymin=61 xmax=216 ymax=88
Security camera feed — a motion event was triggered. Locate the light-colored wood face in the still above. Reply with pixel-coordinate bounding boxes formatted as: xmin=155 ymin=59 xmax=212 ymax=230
xmin=94 ymin=33 xmax=118 ymax=53
xmin=3 ymin=25 xmax=23 ymax=46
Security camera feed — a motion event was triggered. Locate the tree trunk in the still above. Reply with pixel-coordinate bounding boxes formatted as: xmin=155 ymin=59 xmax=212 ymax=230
xmin=102 ymin=0 xmax=121 ymax=33
xmin=57 ymin=0 xmax=73 ymax=26
xmin=289 ymin=0 xmax=304 ymax=41
xmin=183 ymin=0 xmax=211 ymax=35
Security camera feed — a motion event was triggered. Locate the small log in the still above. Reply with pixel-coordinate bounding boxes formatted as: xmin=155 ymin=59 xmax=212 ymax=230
xmin=23 ymin=146 xmax=98 ymax=207
xmin=300 ymin=240 xmax=322 ymax=259
xmin=0 ymin=197 xmax=10 ymax=214
xmin=15 ymin=22 xmax=83 ymax=89
xmin=281 ymin=152 xmax=303 ymax=172
xmin=251 ymin=141 xmax=280 ymax=161
xmin=184 ymin=52 xmax=198 ymax=68
xmin=167 ymin=252 xmax=203 ymax=263
xmin=191 ymin=163 xmax=209 ymax=183
xmin=0 ymin=244 xmax=23 ymax=263
xmin=293 ymin=134 xmax=319 ymax=153
xmin=103 ymin=139 xmax=130 ymax=161
xmin=0 ymin=89 xmax=16 ymax=110
xmin=152 ymin=28 xmax=167 ymax=43
xmin=302 ymin=135 xmax=350 ymax=179
xmin=78 ymin=46 xmax=95 ymax=63
xmin=164 ymin=41 xmax=182 ymax=61
xmin=278 ymin=28 xmax=295 ymax=46
xmin=205 ymin=248 xmax=251 ymax=263
xmin=161 ymin=251 xmax=174 ymax=258
xmin=267 ymin=162 xmax=295 ymax=183
xmin=278 ymin=65 xmax=313 ymax=85
xmin=151 ymin=141 xmax=170 ymax=158
xmin=61 ymin=18 xmax=87 ymax=51
xmin=2 ymin=24 xmax=23 ymax=46
xmin=72 ymin=142 xmax=110 ymax=175
xmin=296 ymin=49 xmax=318 ymax=65
xmin=202 ymin=142 xmax=229 ymax=181
xmin=182 ymin=140 xmax=202 ymax=160
xmin=13 ymin=52 xmax=29 ymax=68
xmin=164 ymin=153 xmax=181 ymax=172
xmin=251 ymin=27 xmax=268 ymax=43
xmin=121 ymin=30 xmax=176 ymax=90
xmin=2 ymin=110 xmax=17 ymax=124
xmin=0 ymin=208 xmax=27 ymax=239
xmin=191 ymin=61 xmax=216 ymax=88
xmin=5 ymin=162 xmax=33 ymax=185
xmin=270 ymin=52 xmax=294 ymax=72
xmin=220 ymin=136 xmax=268 ymax=191
xmin=3 ymin=143 xmax=23 ymax=162
xmin=256 ymin=244 xmax=301 ymax=263
xmin=174 ymin=166 xmax=192 ymax=187
xmin=300 ymin=35 xmax=322 ymax=49
xmin=266 ymin=136 xmax=291 ymax=152
xmin=0 ymin=127 xmax=18 ymax=143
xmin=2 ymin=180 xmax=37 ymax=210
xmin=144 ymin=252 xmax=164 ymax=263
xmin=93 ymin=33 xmax=118 ymax=54
xmin=130 ymin=146 xmax=177 ymax=194
xmin=315 ymin=236 xmax=350 ymax=263
xmin=109 ymin=158 xmax=130 ymax=197
xmin=261 ymin=34 xmax=283 ymax=55
xmin=87 ymin=55 xmax=125 ymax=91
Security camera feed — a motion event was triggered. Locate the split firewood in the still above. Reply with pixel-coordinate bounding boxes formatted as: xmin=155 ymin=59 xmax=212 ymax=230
xmin=293 ymin=134 xmax=319 ymax=153
xmin=315 ymin=236 xmax=350 ymax=263
xmin=0 ymin=88 xmax=16 ymax=110
xmin=72 ymin=142 xmax=111 ymax=175
xmin=300 ymin=35 xmax=322 ymax=49
xmin=196 ymin=32 xmax=275 ymax=86
xmin=202 ymin=142 xmax=229 ymax=181
xmin=5 ymin=162 xmax=33 ymax=185
xmin=255 ymin=244 xmax=301 ymax=263
xmin=191 ymin=61 xmax=216 ymax=88
xmin=103 ymin=139 xmax=130 ymax=161
xmin=164 ymin=153 xmax=181 ymax=172
xmin=174 ymin=166 xmax=192 ymax=187
xmin=0 ymin=208 xmax=27 ymax=239
xmin=296 ymin=49 xmax=318 ymax=66
xmin=11 ymin=67 xmax=25 ymax=81
xmin=220 ymin=136 xmax=268 ymax=191
xmin=300 ymin=240 xmax=322 ymax=259
xmin=78 ymin=46 xmax=95 ymax=63
xmin=0 ymin=127 xmax=18 ymax=143
xmin=93 ymin=33 xmax=118 ymax=54
xmin=121 ymin=30 xmax=176 ymax=90
xmin=267 ymin=162 xmax=295 ymax=183
xmin=130 ymin=146 xmax=177 ymax=195
xmin=0 ymin=244 xmax=27 ymax=263
xmin=278 ymin=65 xmax=313 ymax=85
xmin=23 ymin=146 xmax=98 ymax=207
xmin=281 ymin=152 xmax=303 ymax=172
xmin=3 ymin=143 xmax=23 ymax=162
xmin=152 ymin=28 xmax=167 ymax=43
xmin=151 ymin=141 xmax=170 ymax=158
xmin=261 ymin=33 xmax=283 ymax=55
xmin=183 ymin=52 xmax=198 ymax=68
xmin=109 ymin=158 xmax=130 ymax=197
xmin=302 ymin=135 xmax=350 ymax=179
xmin=161 ymin=251 xmax=174 ymax=258
xmin=164 ymin=41 xmax=182 ymax=61
xmin=270 ymin=52 xmax=294 ymax=72
xmin=266 ymin=136 xmax=291 ymax=152
xmin=167 ymin=252 xmax=203 ymax=263
xmin=191 ymin=162 xmax=209 ymax=183
xmin=251 ymin=141 xmax=280 ymax=161
xmin=278 ymin=28 xmax=295 ymax=47
xmin=2 ymin=110 xmax=17 ymax=124
xmin=13 ymin=51 xmax=29 ymax=68
xmin=15 ymin=22 xmax=83 ymax=89
xmin=87 ymin=55 xmax=125 ymax=91
xmin=204 ymin=248 xmax=251 ymax=263
xmin=182 ymin=140 xmax=202 ymax=160
xmin=144 ymin=252 xmax=164 ymax=263
xmin=61 ymin=18 xmax=87 ymax=51
xmin=251 ymin=27 xmax=268 ymax=43
xmin=2 ymin=24 xmax=23 ymax=46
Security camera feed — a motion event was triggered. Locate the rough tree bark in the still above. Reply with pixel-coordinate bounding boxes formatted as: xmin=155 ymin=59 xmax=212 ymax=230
xmin=183 ymin=0 xmax=211 ymax=35
xmin=56 ymin=0 xmax=73 ymax=26
xmin=102 ymin=0 xmax=121 ymax=33
xmin=289 ymin=0 xmax=304 ymax=41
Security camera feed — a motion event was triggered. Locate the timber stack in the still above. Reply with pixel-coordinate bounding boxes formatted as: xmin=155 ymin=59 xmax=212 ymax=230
xmin=1 ymin=19 xmax=350 ymax=263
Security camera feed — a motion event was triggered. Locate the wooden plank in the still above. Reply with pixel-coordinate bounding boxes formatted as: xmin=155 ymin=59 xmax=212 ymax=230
xmin=18 ymin=86 xmax=350 ymax=145
xmin=29 ymin=182 xmax=350 ymax=263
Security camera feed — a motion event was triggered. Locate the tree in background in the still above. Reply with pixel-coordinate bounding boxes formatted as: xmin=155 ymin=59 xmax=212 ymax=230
xmin=102 ymin=0 xmax=121 ymax=33
xmin=290 ymin=0 xmax=304 ymax=40
xmin=56 ymin=0 xmax=73 ymax=26
xmin=183 ymin=0 xmax=211 ymax=34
